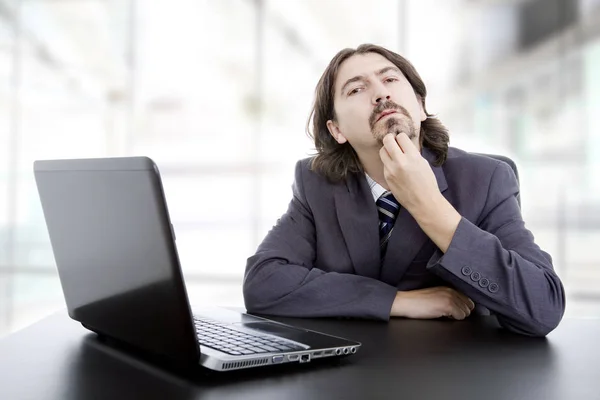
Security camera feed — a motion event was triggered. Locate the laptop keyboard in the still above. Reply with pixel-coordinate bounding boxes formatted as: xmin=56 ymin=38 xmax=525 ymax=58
xmin=193 ymin=317 xmax=305 ymax=356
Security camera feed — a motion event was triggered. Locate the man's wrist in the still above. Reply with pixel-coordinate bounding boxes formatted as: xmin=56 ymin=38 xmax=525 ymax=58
xmin=410 ymin=192 xmax=446 ymax=223
xmin=390 ymin=291 xmax=408 ymax=317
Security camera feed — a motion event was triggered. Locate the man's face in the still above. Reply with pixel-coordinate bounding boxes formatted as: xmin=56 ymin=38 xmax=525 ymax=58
xmin=326 ymin=52 xmax=427 ymax=152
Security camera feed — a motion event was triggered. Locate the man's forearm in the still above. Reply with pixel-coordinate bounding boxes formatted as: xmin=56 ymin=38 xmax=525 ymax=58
xmin=410 ymin=194 xmax=461 ymax=253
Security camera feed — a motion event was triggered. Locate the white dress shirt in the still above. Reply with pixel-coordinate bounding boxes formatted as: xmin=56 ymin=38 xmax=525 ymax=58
xmin=365 ymin=173 xmax=388 ymax=203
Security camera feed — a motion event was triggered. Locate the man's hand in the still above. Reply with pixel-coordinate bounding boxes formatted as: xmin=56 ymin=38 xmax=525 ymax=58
xmin=390 ymin=287 xmax=475 ymax=320
xmin=379 ymin=132 xmax=462 ymax=253
xmin=379 ymin=132 xmax=439 ymax=214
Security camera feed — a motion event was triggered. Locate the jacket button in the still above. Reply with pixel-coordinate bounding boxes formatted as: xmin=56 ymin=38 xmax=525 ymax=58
xmin=461 ymin=266 xmax=472 ymax=276
xmin=479 ymin=278 xmax=490 ymax=288
xmin=488 ymin=283 xmax=499 ymax=293
xmin=470 ymin=271 xmax=481 ymax=282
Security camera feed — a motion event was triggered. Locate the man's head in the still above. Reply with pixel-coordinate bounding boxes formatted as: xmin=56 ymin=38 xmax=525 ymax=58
xmin=307 ymin=44 xmax=449 ymax=182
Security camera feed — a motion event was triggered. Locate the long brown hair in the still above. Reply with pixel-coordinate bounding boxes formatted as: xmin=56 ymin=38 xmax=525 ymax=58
xmin=306 ymin=44 xmax=449 ymax=182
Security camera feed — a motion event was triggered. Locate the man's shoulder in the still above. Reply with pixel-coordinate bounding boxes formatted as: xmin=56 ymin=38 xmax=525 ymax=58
xmin=444 ymin=147 xmax=507 ymax=173
xmin=443 ymin=147 xmax=519 ymax=194
xmin=294 ymin=156 xmax=342 ymax=185
xmin=295 ymin=157 xmax=314 ymax=173
xmin=294 ymin=157 xmax=317 ymax=180
xmin=290 ymin=157 xmax=346 ymax=206
xmin=292 ymin=156 xmax=354 ymax=199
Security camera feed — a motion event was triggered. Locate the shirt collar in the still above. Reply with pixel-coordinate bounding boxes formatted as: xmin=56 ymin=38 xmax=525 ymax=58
xmin=364 ymin=173 xmax=388 ymax=203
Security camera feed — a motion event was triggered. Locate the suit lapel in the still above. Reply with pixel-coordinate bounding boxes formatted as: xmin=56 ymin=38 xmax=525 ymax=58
xmin=379 ymin=147 xmax=449 ymax=286
xmin=334 ymin=173 xmax=381 ymax=279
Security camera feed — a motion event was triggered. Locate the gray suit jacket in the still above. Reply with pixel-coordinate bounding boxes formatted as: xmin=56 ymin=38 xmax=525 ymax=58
xmin=244 ymin=147 xmax=566 ymax=336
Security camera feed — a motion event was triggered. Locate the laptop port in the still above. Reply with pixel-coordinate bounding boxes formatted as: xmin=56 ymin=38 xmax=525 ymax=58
xmin=335 ymin=348 xmax=343 ymax=356
xmin=343 ymin=347 xmax=350 ymax=355
xmin=300 ymin=354 xmax=311 ymax=363
xmin=272 ymin=355 xmax=284 ymax=364
xmin=323 ymin=350 xmax=334 ymax=356
xmin=288 ymin=354 xmax=299 ymax=361
xmin=312 ymin=351 xmax=323 ymax=358
xmin=351 ymin=347 xmax=357 ymax=354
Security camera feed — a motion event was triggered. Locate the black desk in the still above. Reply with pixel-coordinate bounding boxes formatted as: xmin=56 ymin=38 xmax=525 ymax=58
xmin=0 ymin=312 xmax=598 ymax=400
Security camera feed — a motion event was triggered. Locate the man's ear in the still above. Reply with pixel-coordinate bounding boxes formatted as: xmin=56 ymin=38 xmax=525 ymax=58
xmin=417 ymin=95 xmax=427 ymax=122
xmin=326 ymin=120 xmax=348 ymax=144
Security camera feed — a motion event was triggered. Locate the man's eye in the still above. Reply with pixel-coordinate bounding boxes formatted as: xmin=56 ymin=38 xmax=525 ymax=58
xmin=384 ymin=77 xmax=398 ymax=83
xmin=348 ymin=87 xmax=363 ymax=95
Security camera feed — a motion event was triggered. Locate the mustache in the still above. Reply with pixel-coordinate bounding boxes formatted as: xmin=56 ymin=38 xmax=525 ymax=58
xmin=368 ymin=100 xmax=411 ymax=130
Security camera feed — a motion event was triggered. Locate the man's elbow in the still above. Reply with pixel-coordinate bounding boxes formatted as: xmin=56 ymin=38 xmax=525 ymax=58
xmin=524 ymin=318 xmax=560 ymax=338
xmin=505 ymin=320 xmax=558 ymax=338
xmin=243 ymin=290 xmax=263 ymax=315
xmin=243 ymin=254 xmax=270 ymax=312
xmin=533 ymin=280 xmax=567 ymax=336
xmin=534 ymin=300 xmax=566 ymax=337
xmin=519 ymin=273 xmax=567 ymax=337
xmin=242 ymin=272 xmax=278 ymax=315
xmin=242 ymin=274 xmax=262 ymax=312
xmin=500 ymin=298 xmax=566 ymax=337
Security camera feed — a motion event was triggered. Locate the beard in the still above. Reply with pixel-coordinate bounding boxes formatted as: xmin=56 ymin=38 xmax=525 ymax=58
xmin=369 ymin=100 xmax=419 ymax=145
xmin=373 ymin=115 xmax=418 ymax=145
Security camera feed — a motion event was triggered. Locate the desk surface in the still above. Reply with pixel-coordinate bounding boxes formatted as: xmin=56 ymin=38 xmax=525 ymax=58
xmin=0 ymin=312 xmax=598 ymax=400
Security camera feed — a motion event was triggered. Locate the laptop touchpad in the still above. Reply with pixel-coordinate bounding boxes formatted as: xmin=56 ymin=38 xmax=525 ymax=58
xmin=235 ymin=321 xmax=356 ymax=349
xmin=237 ymin=322 xmax=310 ymax=342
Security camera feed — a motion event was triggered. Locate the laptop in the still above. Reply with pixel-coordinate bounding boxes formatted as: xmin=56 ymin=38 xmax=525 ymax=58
xmin=33 ymin=156 xmax=360 ymax=372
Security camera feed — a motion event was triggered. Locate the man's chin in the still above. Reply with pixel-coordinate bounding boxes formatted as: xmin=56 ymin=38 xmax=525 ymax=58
xmin=372 ymin=129 xmax=404 ymax=142
xmin=373 ymin=130 xmax=419 ymax=148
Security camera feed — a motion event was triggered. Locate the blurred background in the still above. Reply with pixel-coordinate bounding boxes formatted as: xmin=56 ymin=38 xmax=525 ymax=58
xmin=1 ymin=0 xmax=599 ymax=337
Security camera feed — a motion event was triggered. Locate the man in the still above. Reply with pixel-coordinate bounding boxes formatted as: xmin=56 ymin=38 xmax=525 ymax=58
xmin=243 ymin=44 xmax=565 ymax=336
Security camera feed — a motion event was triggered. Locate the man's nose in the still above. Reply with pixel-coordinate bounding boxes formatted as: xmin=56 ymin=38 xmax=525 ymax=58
xmin=375 ymin=95 xmax=391 ymax=104
xmin=373 ymin=83 xmax=392 ymax=104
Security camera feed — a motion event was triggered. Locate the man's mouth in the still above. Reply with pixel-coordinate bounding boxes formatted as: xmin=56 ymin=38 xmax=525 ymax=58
xmin=376 ymin=110 xmax=398 ymax=123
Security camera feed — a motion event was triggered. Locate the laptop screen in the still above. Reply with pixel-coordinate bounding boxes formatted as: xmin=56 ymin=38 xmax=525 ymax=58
xmin=34 ymin=157 xmax=199 ymax=364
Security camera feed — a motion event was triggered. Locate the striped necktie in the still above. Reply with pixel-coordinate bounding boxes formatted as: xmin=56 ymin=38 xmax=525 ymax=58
xmin=376 ymin=191 xmax=400 ymax=254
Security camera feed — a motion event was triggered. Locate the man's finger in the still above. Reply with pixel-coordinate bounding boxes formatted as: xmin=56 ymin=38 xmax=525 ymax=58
xmin=379 ymin=145 xmax=393 ymax=167
xmin=395 ymin=132 xmax=419 ymax=156
xmin=458 ymin=299 xmax=473 ymax=315
xmin=453 ymin=290 xmax=475 ymax=310
xmin=456 ymin=300 xmax=471 ymax=319
xmin=382 ymin=133 xmax=405 ymax=162
xmin=450 ymin=302 xmax=467 ymax=320
xmin=460 ymin=301 xmax=472 ymax=317
xmin=466 ymin=298 xmax=475 ymax=311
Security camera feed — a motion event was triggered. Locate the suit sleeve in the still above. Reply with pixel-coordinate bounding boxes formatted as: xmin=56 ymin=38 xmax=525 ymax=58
xmin=426 ymin=161 xmax=566 ymax=336
xmin=243 ymin=160 xmax=398 ymax=320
